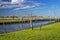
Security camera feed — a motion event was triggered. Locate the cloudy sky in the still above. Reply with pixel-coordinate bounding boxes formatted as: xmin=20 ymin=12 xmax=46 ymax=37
xmin=0 ymin=0 xmax=60 ymax=17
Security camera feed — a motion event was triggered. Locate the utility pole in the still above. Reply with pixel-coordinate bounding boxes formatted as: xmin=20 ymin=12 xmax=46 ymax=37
xmin=49 ymin=10 xmax=51 ymax=21
xmin=29 ymin=13 xmax=33 ymax=30
xmin=54 ymin=11 xmax=57 ymax=22
xmin=39 ymin=17 xmax=42 ymax=30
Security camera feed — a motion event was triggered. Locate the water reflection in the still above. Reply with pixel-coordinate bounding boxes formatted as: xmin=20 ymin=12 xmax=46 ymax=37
xmin=0 ymin=21 xmax=55 ymax=33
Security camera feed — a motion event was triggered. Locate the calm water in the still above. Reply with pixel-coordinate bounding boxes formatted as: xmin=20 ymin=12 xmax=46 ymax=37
xmin=0 ymin=21 xmax=55 ymax=33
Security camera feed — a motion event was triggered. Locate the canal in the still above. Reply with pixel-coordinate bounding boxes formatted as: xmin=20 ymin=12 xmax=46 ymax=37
xmin=0 ymin=21 xmax=55 ymax=34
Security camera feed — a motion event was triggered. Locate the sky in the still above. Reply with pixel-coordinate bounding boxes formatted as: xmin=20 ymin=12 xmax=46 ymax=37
xmin=0 ymin=0 xmax=60 ymax=17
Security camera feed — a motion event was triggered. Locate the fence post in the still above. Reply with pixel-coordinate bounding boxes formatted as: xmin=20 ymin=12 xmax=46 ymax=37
xmin=3 ymin=22 xmax=7 ymax=33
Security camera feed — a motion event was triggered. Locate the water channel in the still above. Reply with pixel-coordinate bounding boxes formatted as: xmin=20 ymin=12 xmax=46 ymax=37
xmin=0 ymin=21 xmax=55 ymax=34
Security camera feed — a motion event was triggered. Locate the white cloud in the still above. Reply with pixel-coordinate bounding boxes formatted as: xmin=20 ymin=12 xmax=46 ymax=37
xmin=11 ymin=0 xmax=25 ymax=4
xmin=0 ymin=0 xmax=25 ymax=4
xmin=14 ymin=5 xmax=35 ymax=10
xmin=0 ymin=0 xmax=25 ymax=8
xmin=19 ymin=0 xmax=25 ymax=3
xmin=0 ymin=2 xmax=11 ymax=4
xmin=11 ymin=0 xmax=19 ymax=4
xmin=0 ymin=0 xmax=41 ymax=9
xmin=13 ymin=1 xmax=41 ymax=10
xmin=0 ymin=4 xmax=19 ymax=8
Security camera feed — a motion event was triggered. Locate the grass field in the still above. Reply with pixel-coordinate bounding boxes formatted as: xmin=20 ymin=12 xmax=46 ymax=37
xmin=0 ymin=22 xmax=60 ymax=40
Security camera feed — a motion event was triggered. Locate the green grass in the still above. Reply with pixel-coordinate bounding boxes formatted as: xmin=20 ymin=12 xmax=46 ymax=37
xmin=0 ymin=19 xmax=28 ymax=23
xmin=0 ymin=22 xmax=60 ymax=40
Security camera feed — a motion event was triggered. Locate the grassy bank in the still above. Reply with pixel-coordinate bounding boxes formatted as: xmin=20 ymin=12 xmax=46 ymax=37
xmin=0 ymin=19 xmax=28 ymax=23
xmin=0 ymin=22 xmax=60 ymax=40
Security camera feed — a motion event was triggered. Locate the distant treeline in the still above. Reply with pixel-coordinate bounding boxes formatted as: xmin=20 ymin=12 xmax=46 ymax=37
xmin=0 ymin=16 xmax=20 ymax=18
xmin=0 ymin=16 xmax=44 ymax=18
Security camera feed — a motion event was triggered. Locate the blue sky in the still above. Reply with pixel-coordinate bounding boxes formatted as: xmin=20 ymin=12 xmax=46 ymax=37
xmin=0 ymin=0 xmax=60 ymax=17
